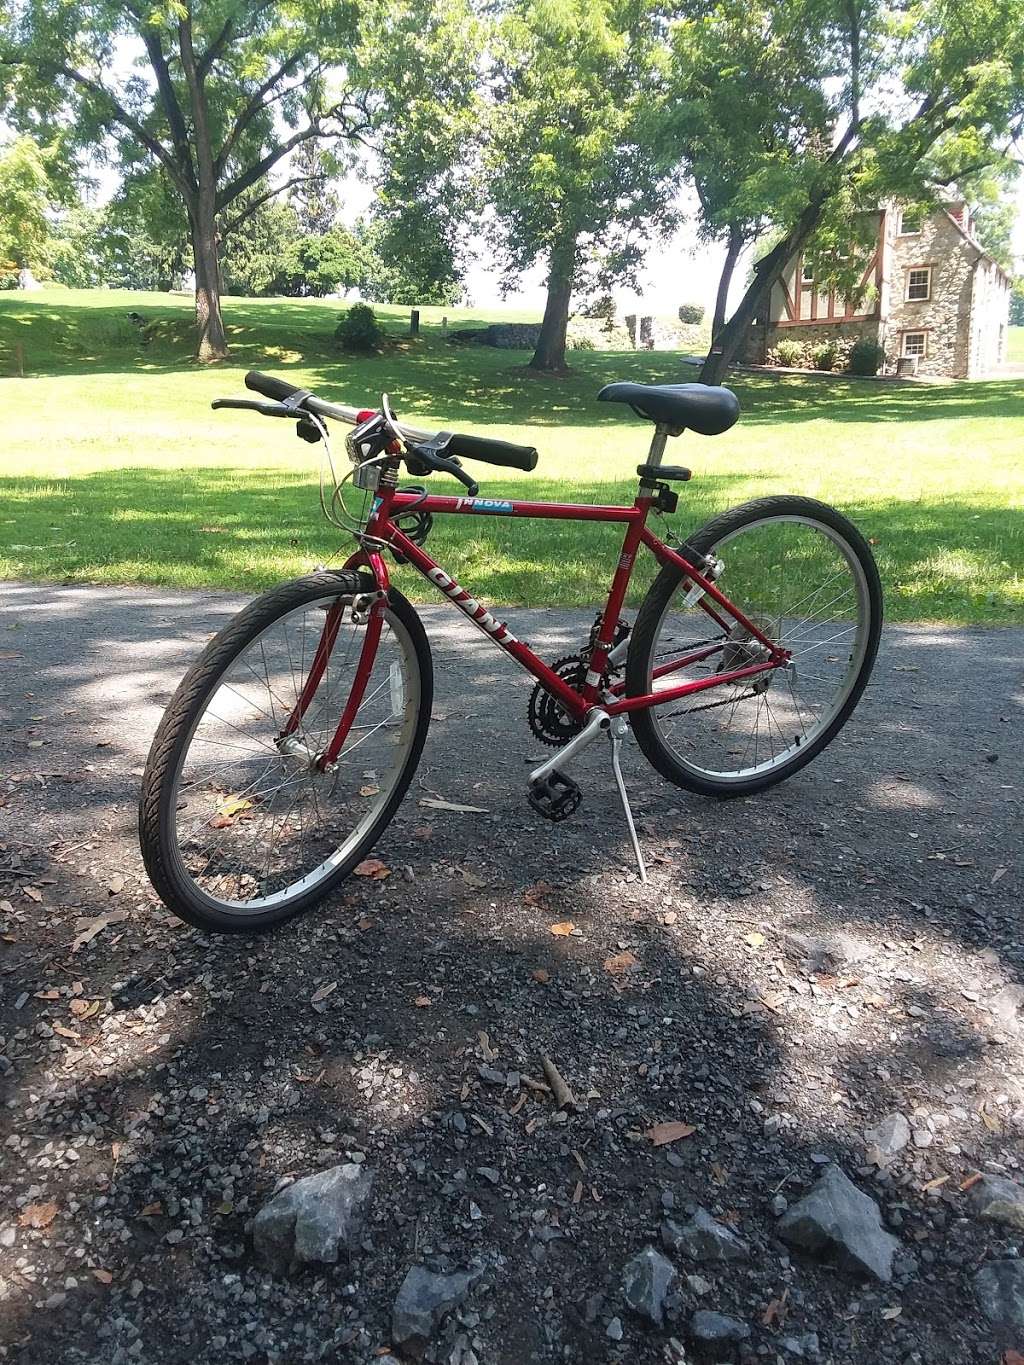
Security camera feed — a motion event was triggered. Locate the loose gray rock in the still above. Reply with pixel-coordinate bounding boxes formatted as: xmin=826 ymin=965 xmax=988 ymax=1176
xmin=777 ymin=1163 xmax=899 ymax=1282
xmin=783 ymin=930 xmax=870 ymax=973
xmin=864 ymin=1113 xmax=911 ymax=1166
xmin=970 ymin=1175 xmax=1024 ymax=1232
xmin=989 ymin=985 xmax=1024 ymax=1029
xmin=606 ymin=1316 xmax=623 ymax=1341
xmin=251 ymin=1163 xmax=374 ymax=1275
xmin=688 ymin=1310 xmax=750 ymax=1347
xmin=391 ymin=1264 xmax=481 ymax=1348
xmin=974 ymin=1259 xmax=1024 ymax=1333
xmin=662 ymin=1208 xmax=749 ymax=1262
xmin=622 ymin=1244 xmax=677 ymax=1327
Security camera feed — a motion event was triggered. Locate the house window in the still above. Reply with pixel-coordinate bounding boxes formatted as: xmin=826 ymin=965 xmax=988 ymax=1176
xmin=801 ymin=262 xmax=814 ymax=283
xmin=906 ymin=267 xmax=931 ymax=301
xmin=902 ymin=331 xmax=927 ymax=358
xmin=899 ymin=209 xmax=923 ymax=235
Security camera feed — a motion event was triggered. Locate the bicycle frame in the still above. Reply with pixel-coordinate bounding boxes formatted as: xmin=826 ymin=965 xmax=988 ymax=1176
xmin=282 ymin=447 xmax=792 ymax=768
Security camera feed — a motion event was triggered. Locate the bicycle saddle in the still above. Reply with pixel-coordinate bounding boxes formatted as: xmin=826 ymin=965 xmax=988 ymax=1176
xmin=597 ymin=382 xmax=740 ymax=436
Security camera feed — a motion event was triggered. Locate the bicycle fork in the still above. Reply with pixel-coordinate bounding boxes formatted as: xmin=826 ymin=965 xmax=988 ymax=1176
xmin=528 ymin=710 xmax=648 ymax=884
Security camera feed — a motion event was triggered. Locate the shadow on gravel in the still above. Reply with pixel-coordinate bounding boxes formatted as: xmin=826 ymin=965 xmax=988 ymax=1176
xmin=0 ymin=587 xmax=1021 ymax=1363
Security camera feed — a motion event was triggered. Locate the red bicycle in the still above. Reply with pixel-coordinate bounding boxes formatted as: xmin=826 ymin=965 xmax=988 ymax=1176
xmin=140 ymin=371 xmax=882 ymax=931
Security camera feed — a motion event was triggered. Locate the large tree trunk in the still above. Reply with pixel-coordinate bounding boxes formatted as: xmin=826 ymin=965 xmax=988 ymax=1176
xmin=179 ymin=16 xmax=228 ymax=363
xmin=711 ymin=226 xmax=744 ymax=346
xmin=529 ymin=239 xmax=576 ymax=373
xmin=191 ymin=202 xmax=228 ymax=362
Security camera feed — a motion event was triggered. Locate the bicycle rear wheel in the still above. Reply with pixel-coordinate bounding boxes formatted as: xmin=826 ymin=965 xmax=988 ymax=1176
xmin=139 ymin=571 xmax=432 ymax=932
xmin=626 ymin=496 xmax=882 ymax=797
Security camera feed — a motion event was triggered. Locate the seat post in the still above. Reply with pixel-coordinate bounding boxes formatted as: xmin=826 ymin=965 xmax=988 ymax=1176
xmin=638 ymin=423 xmax=670 ymax=492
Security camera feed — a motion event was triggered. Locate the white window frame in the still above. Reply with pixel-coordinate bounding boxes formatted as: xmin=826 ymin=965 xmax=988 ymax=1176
xmin=898 ymin=209 xmax=923 ymax=236
xmin=902 ymin=330 xmax=927 ymax=358
xmin=905 ymin=266 xmax=931 ymax=302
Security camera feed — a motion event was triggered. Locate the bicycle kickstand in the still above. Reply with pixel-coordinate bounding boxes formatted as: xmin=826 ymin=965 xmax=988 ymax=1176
xmin=608 ymin=718 xmax=648 ymax=884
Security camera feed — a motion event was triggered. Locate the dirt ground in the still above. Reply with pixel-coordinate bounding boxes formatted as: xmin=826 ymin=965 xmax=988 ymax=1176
xmin=0 ymin=580 xmax=1022 ymax=1365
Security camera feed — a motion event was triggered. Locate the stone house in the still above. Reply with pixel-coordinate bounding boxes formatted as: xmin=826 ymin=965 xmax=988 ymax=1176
xmin=746 ymin=202 xmax=1011 ymax=378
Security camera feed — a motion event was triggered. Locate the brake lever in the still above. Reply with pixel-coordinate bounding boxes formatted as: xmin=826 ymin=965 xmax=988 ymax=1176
xmin=406 ymin=437 xmax=479 ymax=497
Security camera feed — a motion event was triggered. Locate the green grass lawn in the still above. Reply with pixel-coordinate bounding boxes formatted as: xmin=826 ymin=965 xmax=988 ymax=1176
xmin=1 ymin=288 xmax=1022 ymax=624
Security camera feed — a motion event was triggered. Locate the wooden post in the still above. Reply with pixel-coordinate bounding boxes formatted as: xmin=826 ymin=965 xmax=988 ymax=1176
xmin=410 ymin=309 xmax=420 ymax=336
xmin=640 ymin=316 xmax=654 ymax=350
xmin=441 ymin=316 xmax=448 ymax=337
xmin=625 ymin=314 xmax=637 ymax=348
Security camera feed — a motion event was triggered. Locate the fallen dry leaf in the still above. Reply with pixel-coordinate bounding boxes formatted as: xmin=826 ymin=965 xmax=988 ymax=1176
xmin=19 ymin=1201 xmax=58 ymax=1229
xmin=413 ymin=995 xmax=432 ymax=1007
xmin=418 ymin=797 xmax=489 ymax=813
xmin=107 ymin=873 xmax=125 ymax=896
xmin=52 ymin=1022 xmax=79 ymax=1040
xmin=549 ymin=921 xmax=575 ymax=937
xmin=531 ymin=968 xmax=550 ymax=984
xmin=1002 ymin=1351 xmax=1024 ymax=1365
xmin=412 ymin=825 xmax=433 ymax=840
xmin=22 ymin=886 xmax=43 ymax=903
xmin=645 ymin=1120 xmax=696 ymax=1147
xmin=744 ymin=931 xmax=766 ymax=949
xmin=880 ymin=1305 xmax=902 ymax=1321
xmin=70 ymin=998 xmax=101 ymax=1019
xmin=91 ymin=1268 xmax=113 ymax=1285
xmin=358 ymin=784 xmax=380 ymax=798
xmin=761 ymin=1294 xmax=788 ymax=1327
xmin=603 ymin=950 xmax=639 ymax=976
xmin=72 ymin=910 xmax=128 ymax=953
xmin=960 ymin=1171 xmax=983 ymax=1191
xmin=353 ymin=858 xmax=390 ymax=880
xmin=216 ymin=795 xmax=253 ymax=818
xmin=208 ymin=814 xmax=234 ymax=829
xmin=310 ymin=982 xmax=337 ymax=1005
xmin=139 ymin=1202 xmax=163 ymax=1217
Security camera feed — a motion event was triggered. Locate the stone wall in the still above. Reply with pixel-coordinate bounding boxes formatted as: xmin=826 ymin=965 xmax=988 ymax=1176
xmin=750 ymin=319 xmax=881 ymax=365
xmin=882 ymin=211 xmax=976 ymax=378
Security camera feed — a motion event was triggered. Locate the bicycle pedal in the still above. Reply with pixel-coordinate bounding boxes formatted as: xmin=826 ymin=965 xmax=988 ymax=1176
xmin=527 ymin=769 xmax=582 ymax=822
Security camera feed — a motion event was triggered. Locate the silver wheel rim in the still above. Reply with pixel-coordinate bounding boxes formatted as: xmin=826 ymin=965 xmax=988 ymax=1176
xmin=647 ymin=514 xmax=872 ymax=784
xmin=167 ymin=593 xmax=420 ymax=915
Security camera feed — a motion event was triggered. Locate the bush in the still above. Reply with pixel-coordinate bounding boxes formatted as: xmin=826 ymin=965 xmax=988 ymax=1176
xmin=774 ymin=338 xmax=808 ymax=368
xmin=567 ymin=333 xmax=596 ymax=350
xmin=848 ymin=338 xmax=885 ymax=376
xmin=334 ymin=303 xmax=385 ymax=352
xmin=677 ymin=302 xmax=704 ymax=325
xmin=812 ymin=341 xmax=840 ymax=372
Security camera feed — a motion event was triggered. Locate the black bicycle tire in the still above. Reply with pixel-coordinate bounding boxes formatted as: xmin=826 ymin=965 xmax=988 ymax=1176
xmin=138 ymin=571 xmax=433 ymax=932
xmin=625 ymin=496 xmax=883 ymax=798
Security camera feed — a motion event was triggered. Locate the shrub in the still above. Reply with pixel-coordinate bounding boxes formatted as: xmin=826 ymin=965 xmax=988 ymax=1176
xmin=812 ymin=341 xmax=840 ymax=371
xmin=566 ymin=332 xmax=596 ymax=350
xmin=334 ymin=303 xmax=385 ymax=352
xmin=677 ymin=302 xmax=704 ymax=325
xmin=774 ymin=338 xmax=807 ymax=368
xmin=848 ymin=338 xmax=885 ymax=376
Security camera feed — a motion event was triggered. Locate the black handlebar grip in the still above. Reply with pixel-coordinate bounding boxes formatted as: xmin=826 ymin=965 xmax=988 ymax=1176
xmin=445 ymin=432 xmax=539 ymax=472
xmin=245 ymin=370 xmax=305 ymax=403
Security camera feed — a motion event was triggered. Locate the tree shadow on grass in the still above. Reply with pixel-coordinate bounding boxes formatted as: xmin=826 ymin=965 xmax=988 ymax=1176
xmin=2 ymin=464 xmax=1022 ymax=624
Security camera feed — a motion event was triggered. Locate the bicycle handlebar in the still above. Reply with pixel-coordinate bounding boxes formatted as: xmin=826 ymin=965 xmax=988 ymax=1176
xmin=239 ymin=370 xmax=539 ymax=473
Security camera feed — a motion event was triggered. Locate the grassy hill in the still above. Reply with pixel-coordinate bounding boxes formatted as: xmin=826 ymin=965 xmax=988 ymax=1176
xmin=1 ymin=288 xmax=1022 ymax=624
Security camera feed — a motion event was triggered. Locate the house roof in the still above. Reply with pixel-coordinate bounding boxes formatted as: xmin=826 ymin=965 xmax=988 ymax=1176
xmin=941 ymin=206 xmax=1012 ymax=285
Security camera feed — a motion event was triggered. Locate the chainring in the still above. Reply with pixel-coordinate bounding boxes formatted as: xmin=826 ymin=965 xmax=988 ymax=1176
xmin=527 ymin=654 xmax=587 ymax=747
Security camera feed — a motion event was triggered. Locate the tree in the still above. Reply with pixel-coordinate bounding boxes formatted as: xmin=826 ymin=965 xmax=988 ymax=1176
xmin=2 ymin=1 xmax=377 ymax=359
xmin=221 ymin=197 xmax=303 ymax=296
xmin=289 ymin=140 xmax=340 ymax=236
xmin=0 ymin=134 xmax=52 ymax=276
xmin=1010 ymin=279 xmax=1024 ymax=328
xmin=669 ymin=0 xmax=1024 ymax=384
xmin=486 ymin=0 xmax=673 ymax=373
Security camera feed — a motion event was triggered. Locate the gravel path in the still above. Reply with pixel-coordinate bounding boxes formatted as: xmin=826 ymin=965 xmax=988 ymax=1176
xmin=1 ymin=580 xmax=1022 ymax=1365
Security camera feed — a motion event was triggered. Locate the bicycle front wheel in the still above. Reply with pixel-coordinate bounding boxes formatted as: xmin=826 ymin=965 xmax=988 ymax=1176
xmin=626 ymin=496 xmax=882 ymax=797
xmin=139 ymin=571 xmax=432 ymax=932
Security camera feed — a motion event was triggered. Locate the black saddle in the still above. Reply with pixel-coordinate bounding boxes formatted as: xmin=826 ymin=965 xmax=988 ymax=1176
xmin=597 ymin=382 xmax=740 ymax=436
